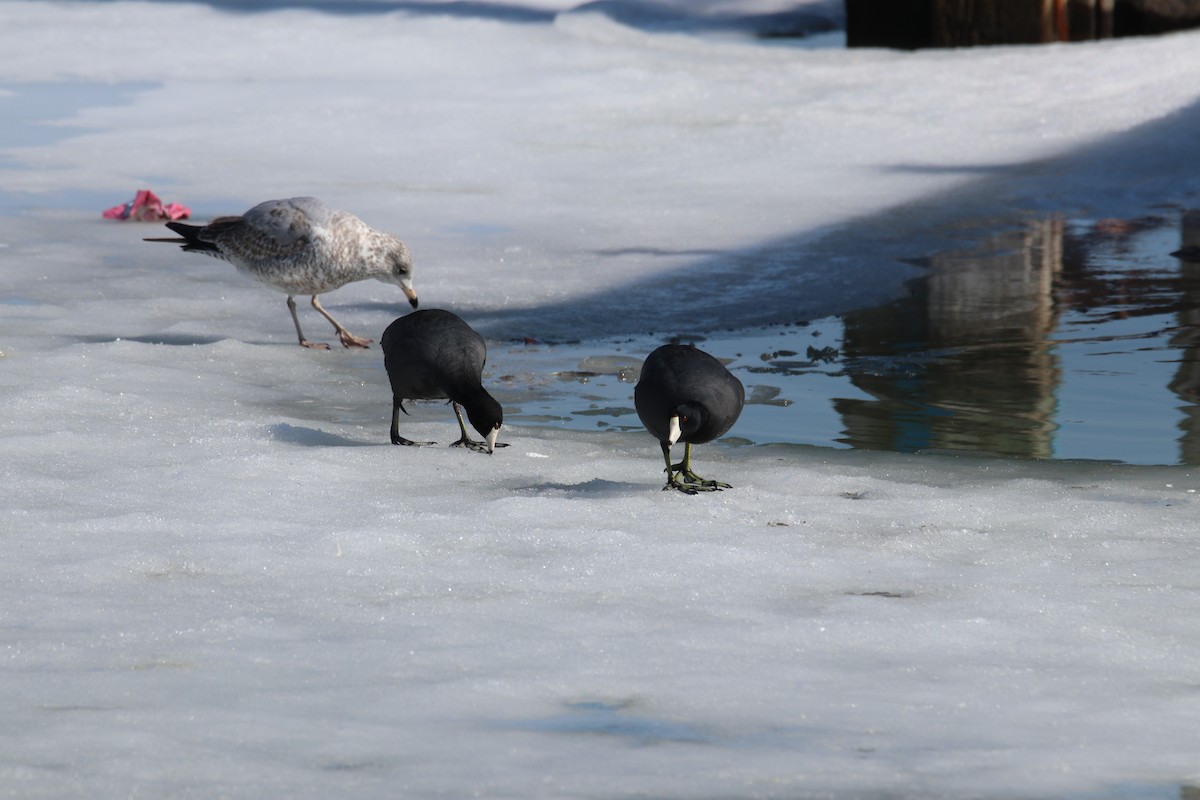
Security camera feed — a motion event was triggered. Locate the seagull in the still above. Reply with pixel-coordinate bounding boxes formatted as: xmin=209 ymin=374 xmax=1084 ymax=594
xmin=381 ymin=309 xmax=506 ymax=454
xmin=146 ymin=196 xmax=417 ymax=349
xmin=634 ymin=343 xmax=745 ymax=494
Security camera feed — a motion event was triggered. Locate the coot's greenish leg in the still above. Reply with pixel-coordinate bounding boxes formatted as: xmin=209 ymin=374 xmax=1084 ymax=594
xmin=672 ymin=443 xmax=731 ymax=490
xmin=390 ymin=399 xmax=435 ymax=447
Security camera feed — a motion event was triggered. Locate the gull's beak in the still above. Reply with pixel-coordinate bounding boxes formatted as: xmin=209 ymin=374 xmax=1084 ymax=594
xmin=667 ymin=415 xmax=682 ymax=446
xmin=400 ymin=277 xmax=418 ymax=309
xmin=485 ymin=424 xmax=500 ymax=455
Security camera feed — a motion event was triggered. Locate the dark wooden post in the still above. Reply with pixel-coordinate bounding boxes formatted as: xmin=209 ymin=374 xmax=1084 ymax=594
xmin=1065 ymin=0 xmax=1114 ymax=39
xmin=844 ymin=0 xmax=933 ymax=48
xmin=845 ymin=0 xmax=1121 ymax=47
xmin=930 ymin=0 xmax=1055 ymax=46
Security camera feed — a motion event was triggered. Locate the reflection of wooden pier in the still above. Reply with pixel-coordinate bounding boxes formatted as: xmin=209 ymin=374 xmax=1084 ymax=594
xmin=1171 ymin=210 xmax=1200 ymax=464
xmin=837 ymin=210 xmax=1200 ymax=464
xmin=838 ymin=217 xmax=1064 ymax=458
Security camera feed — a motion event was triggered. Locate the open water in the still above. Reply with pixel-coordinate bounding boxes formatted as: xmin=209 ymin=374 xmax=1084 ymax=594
xmin=490 ymin=210 xmax=1200 ymax=466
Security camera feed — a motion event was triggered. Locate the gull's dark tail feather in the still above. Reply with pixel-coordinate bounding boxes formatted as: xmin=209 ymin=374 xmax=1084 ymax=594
xmin=143 ymin=221 xmax=219 ymax=254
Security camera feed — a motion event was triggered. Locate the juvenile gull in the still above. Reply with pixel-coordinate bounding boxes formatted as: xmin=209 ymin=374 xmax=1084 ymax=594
xmin=634 ymin=343 xmax=745 ymax=494
xmin=381 ymin=309 xmax=506 ymax=454
xmin=146 ymin=196 xmax=417 ymax=349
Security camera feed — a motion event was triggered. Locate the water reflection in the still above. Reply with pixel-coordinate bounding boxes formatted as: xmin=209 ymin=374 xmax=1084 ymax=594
xmin=836 ymin=209 xmax=1200 ymax=463
xmin=838 ymin=217 xmax=1063 ymax=458
xmin=455 ymin=207 xmax=1200 ymax=465
xmin=1171 ymin=210 xmax=1200 ymax=463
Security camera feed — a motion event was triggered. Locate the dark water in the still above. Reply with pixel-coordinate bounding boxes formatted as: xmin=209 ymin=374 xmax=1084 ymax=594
xmin=491 ymin=209 xmax=1200 ymax=466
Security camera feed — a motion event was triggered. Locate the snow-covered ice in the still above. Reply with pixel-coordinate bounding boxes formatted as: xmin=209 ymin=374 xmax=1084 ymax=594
xmin=2 ymin=1 xmax=1200 ymax=796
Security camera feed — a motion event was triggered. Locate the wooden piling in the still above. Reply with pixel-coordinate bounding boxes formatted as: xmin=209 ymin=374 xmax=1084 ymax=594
xmin=846 ymin=0 xmax=1119 ymax=47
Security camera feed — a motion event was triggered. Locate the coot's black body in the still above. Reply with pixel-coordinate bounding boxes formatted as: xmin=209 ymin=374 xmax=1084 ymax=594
xmin=381 ymin=309 xmax=504 ymax=454
xmin=634 ymin=344 xmax=744 ymax=493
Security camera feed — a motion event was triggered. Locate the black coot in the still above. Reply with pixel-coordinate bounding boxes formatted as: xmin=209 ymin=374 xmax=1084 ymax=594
xmin=634 ymin=344 xmax=744 ymax=494
xmin=381 ymin=309 xmax=505 ymax=454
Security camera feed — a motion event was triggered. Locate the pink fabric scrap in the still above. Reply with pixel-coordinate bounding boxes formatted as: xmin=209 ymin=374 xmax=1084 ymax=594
xmin=103 ymin=189 xmax=191 ymax=221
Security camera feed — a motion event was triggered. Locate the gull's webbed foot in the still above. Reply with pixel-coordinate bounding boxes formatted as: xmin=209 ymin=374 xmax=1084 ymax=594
xmin=338 ymin=330 xmax=373 ymax=349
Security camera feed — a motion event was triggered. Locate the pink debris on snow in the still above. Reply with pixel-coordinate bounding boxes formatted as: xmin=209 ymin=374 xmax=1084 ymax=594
xmin=103 ymin=189 xmax=191 ymax=222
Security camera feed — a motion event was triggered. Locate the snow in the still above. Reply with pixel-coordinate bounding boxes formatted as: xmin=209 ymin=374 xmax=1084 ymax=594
xmin=2 ymin=1 xmax=1200 ymax=796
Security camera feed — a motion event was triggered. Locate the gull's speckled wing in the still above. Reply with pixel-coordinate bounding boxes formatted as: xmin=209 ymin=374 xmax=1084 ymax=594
xmin=200 ymin=197 xmax=332 ymax=266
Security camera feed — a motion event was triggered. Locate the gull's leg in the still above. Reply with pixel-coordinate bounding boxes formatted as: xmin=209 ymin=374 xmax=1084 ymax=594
xmin=288 ymin=295 xmax=330 ymax=349
xmin=311 ymin=295 xmax=372 ymax=349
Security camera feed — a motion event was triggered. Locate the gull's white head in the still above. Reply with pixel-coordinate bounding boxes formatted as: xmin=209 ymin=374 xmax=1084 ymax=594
xmin=381 ymin=237 xmax=417 ymax=308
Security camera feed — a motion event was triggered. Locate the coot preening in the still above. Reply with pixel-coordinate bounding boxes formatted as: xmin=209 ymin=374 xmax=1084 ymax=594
xmin=146 ymin=197 xmax=416 ymax=349
xmin=634 ymin=343 xmax=744 ymax=494
xmin=381 ymin=309 xmax=505 ymax=454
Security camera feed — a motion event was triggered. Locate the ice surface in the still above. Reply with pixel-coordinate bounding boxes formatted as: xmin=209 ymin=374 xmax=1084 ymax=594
xmin=3 ymin=1 xmax=1200 ymax=797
